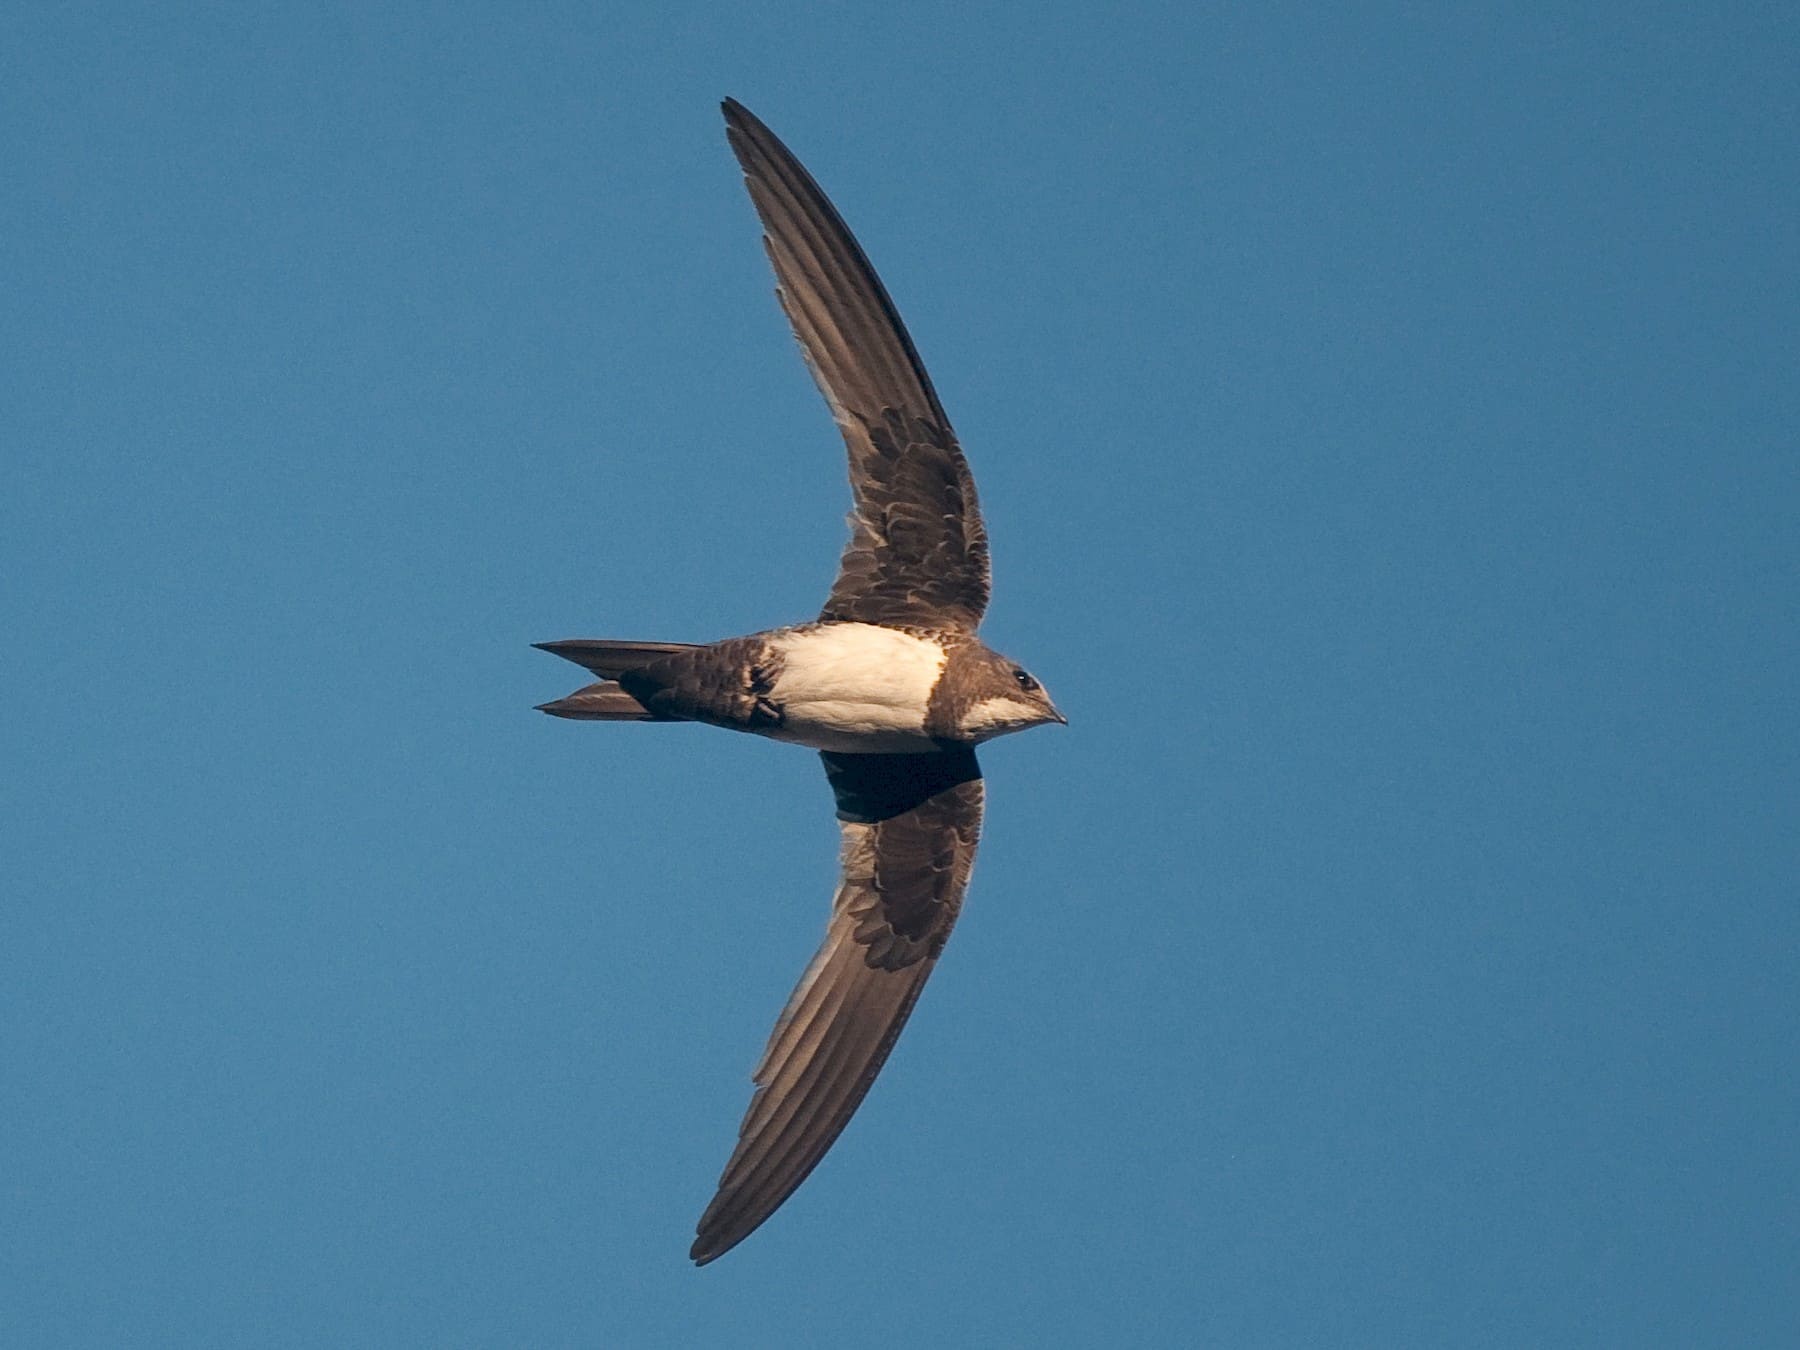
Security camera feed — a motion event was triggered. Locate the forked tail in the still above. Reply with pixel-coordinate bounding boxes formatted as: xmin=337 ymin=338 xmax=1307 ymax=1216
xmin=533 ymin=638 xmax=701 ymax=721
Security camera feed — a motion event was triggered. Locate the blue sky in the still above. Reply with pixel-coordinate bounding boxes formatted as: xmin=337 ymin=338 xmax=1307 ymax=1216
xmin=4 ymin=3 xmax=1796 ymax=1346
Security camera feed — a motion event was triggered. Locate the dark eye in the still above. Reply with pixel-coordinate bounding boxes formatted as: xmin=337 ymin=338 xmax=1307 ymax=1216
xmin=1013 ymin=668 xmax=1039 ymax=693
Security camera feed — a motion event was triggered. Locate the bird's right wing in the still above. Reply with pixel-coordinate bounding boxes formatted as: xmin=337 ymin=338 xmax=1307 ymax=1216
xmin=690 ymin=747 xmax=984 ymax=1264
xmin=722 ymin=98 xmax=991 ymax=633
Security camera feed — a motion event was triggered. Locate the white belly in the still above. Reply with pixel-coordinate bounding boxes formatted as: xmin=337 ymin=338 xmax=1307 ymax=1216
xmin=763 ymin=624 xmax=946 ymax=753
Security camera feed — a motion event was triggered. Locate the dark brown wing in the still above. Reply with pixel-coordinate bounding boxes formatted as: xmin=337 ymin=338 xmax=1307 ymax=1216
xmin=690 ymin=748 xmax=984 ymax=1264
xmin=721 ymin=99 xmax=991 ymax=632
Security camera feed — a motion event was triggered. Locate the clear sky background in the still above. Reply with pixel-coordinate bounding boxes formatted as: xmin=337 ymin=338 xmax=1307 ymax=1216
xmin=5 ymin=4 xmax=1796 ymax=1347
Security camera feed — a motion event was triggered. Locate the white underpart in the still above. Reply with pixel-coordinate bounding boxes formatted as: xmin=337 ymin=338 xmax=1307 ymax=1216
xmin=764 ymin=624 xmax=947 ymax=753
xmin=960 ymin=695 xmax=1045 ymax=740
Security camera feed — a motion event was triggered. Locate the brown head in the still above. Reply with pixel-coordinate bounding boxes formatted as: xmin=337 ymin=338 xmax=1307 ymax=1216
xmin=926 ymin=639 xmax=1066 ymax=744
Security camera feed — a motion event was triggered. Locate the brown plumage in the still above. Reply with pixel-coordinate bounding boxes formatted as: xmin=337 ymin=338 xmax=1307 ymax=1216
xmin=534 ymin=100 xmax=1063 ymax=1266
xmin=692 ymin=753 xmax=983 ymax=1264
xmin=724 ymin=99 xmax=991 ymax=632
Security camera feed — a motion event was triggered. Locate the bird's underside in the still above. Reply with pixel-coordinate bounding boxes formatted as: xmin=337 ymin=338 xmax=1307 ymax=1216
xmin=535 ymin=100 xmax=1058 ymax=1265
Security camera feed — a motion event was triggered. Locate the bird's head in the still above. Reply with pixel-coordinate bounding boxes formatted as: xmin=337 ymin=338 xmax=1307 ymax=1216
xmin=941 ymin=642 xmax=1066 ymax=743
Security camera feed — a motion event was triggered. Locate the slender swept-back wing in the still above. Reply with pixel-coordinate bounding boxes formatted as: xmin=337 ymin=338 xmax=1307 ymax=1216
xmin=690 ymin=748 xmax=984 ymax=1264
xmin=722 ymin=99 xmax=991 ymax=633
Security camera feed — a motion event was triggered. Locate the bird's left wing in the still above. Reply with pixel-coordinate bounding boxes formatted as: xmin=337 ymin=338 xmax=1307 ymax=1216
xmin=690 ymin=747 xmax=984 ymax=1264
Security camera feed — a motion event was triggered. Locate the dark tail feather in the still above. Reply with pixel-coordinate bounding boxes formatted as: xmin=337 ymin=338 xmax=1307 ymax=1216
xmin=533 ymin=638 xmax=700 ymax=679
xmin=536 ymin=680 xmax=664 ymax=721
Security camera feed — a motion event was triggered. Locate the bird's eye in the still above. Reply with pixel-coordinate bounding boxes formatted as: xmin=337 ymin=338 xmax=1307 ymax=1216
xmin=1013 ymin=668 xmax=1039 ymax=693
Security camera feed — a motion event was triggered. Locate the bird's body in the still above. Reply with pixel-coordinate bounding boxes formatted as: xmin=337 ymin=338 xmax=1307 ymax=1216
xmin=537 ymin=100 xmax=1062 ymax=1264
xmin=542 ymin=622 xmax=1052 ymax=754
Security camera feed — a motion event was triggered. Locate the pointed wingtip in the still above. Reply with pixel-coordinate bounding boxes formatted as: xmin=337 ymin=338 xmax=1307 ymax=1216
xmin=691 ymin=1203 xmax=727 ymax=1265
xmin=721 ymin=97 xmax=772 ymax=145
xmin=689 ymin=1228 xmax=738 ymax=1267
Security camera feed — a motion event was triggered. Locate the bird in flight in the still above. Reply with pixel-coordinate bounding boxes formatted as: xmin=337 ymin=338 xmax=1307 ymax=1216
xmin=537 ymin=98 xmax=1065 ymax=1265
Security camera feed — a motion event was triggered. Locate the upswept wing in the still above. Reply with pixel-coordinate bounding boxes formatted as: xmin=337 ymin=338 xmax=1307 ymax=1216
xmin=690 ymin=748 xmax=984 ymax=1264
xmin=722 ymin=98 xmax=990 ymax=632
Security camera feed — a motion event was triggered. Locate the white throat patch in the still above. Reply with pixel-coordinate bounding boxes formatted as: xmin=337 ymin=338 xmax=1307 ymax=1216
xmin=959 ymin=695 xmax=1044 ymax=741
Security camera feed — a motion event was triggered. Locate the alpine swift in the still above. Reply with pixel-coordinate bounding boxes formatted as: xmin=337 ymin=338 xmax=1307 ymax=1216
xmin=536 ymin=99 xmax=1065 ymax=1265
